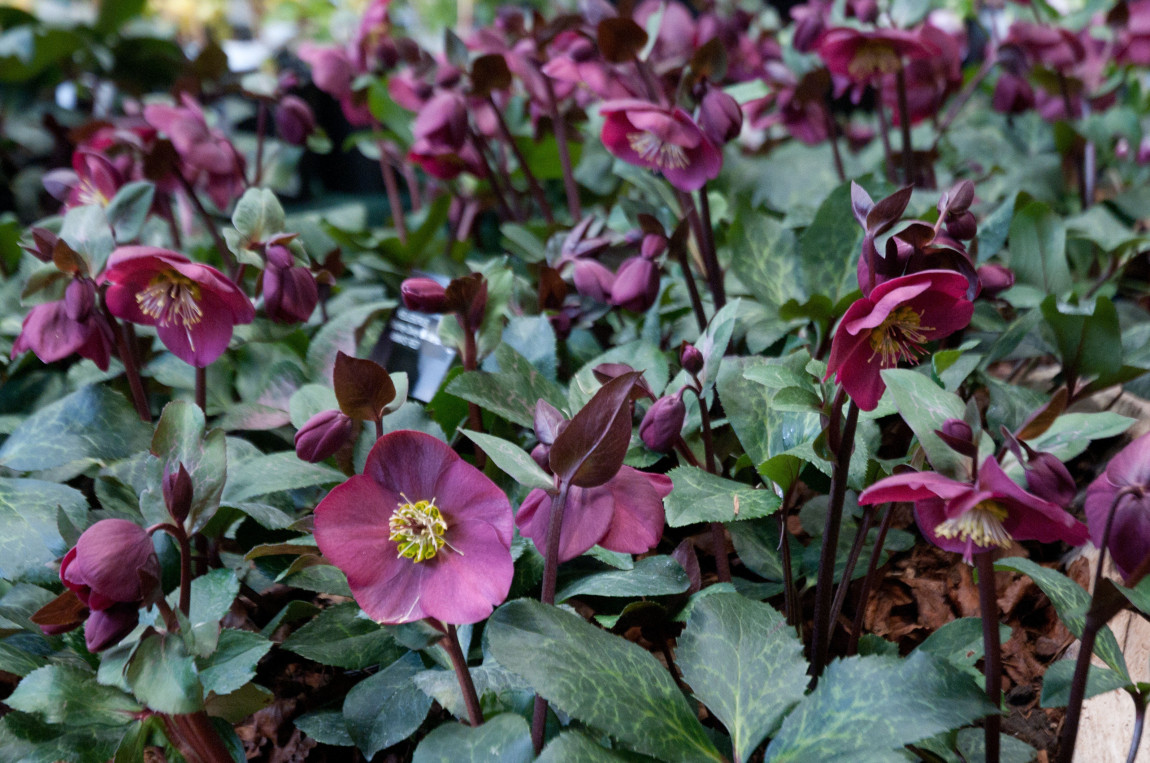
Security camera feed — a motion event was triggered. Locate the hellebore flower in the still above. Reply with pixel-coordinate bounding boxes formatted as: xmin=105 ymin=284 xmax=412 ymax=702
xmin=295 ymin=409 xmax=353 ymax=463
xmin=611 ymin=256 xmax=661 ymax=312
xmin=43 ymin=151 xmax=123 ymax=209
xmin=263 ymin=242 xmax=318 ymax=324
xmin=12 ymin=278 xmax=115 ymax=370
xmin=859 ymin=457 xmax=1088 ymax=563
xmin=401 ymin=277 xmax=448 ymax=313
xmin=816 ymin=28 xmax=935 ymax=84
xmin=516 ymin=467 xmax=672 ymax=562
xmin=103 ymin=246 xmax=255 ymax=368
xmin=698 ymin=87 xmax=744 ymax=145
xmin=825 ymin=270 xmax=973 ymax=411
xmin=314 ymin=430 xmax=514 ymax=624
xmin=58 ymin=519 xmax=161 ymax=652
xmin=571 ymin=258 xmax=616 ymax=303
xmin=407 ymin=91 xmax=481 ymax=180
xmin=143 ymin=94 xmax=246 ymax=209
xmin=600 ymin=100 xmax=722 ymax=192
xmin=639 ymin=391 xmax=686 ymax=452
xmin=1085 ymin=432 xmax=1150 ymax=580
xmin=276 ymin=95 xmax=317 ymax=146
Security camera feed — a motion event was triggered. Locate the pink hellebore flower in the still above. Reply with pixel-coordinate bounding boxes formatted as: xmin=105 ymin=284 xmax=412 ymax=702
xmin=825 ymin=270 xmax=973 ymax=411
xmin=263 ymin=242 xmax=318 ymax=324
xmin=12 ymin=278 xmax=115 ymax=370
xmin=103 ymin=246 xmax=255 ymax=368
xmin=516 ymin=467 xmax=672 ymax=562
xmin=275 ymin=96 xmax=317 ymax=146
xmin=407 ymin=91 xmax=479 ymax=180
xmin=600 ymin=100 xmax=722 ymax=192
xmin=59 ymin=519 xmax=161 ymax=652
xmin=1084 ymin=432 xmax=1150 ymax=581
xmin=43 ymin=151 xmax=123 ymax=209
xmin=315 ymin=431 xmax=514 ymax=625
xmin=816 ymin=27 xmax=935 ymax=84
xmin=859 ymin=457 xmax=1088 ymax=563
xmin=143 ymin=94 xmax=246 ymax=209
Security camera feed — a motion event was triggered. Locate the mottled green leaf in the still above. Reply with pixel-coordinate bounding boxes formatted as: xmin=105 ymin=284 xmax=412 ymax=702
xmin=765 ymin=651 xmax=995 ymax=762
xmin=413 ymin=713 xmax=534 ymax=763
xmin=414 ymin=661 xmax=531 ymax=720
xmin=557 ymin=556 xmax=690 ymax=602
xmin=8 ymin=665 xmax=140 ymax=726
xmin=1008 ymin=200 xmax=1071 ymax=295
xmin=1040 ymin=658 xmax=1128 ymax=707
xmin=448 ymin=344 xmax=568 ymax=428
xmin=0 ymin=478 xmax=88 ymax=584
xmin=148 ymin=400 xmax=227 ymax=533
xmin=728 ymin=207 xmax=805 ymax=309
xmin=105 ymin=181 xmax=154 ymax=243
xmin=538 ymin=731 xmax=656 ymax=762
xmin=0 ymin=711 xmax=123 ymax=763
xmin=798 ymin=182 xmax=863 ymax=305
xmin=280 ymin=602 xmax=406 ymax=670
xmin=125 ymin=631 xmax=203 ymax=714
xmin=1021 ymin=412 xmax=1134 ymax=464
xmin=295 ymin=709 xmax=354 ymax=747
xmin=197 ymin=629 xmax=272 ymax=696
xmin=461 ymin=431 xmax=552 ymax=490
xmin=343 ymin=652 xmax=431 ymax=759
xmin=0 ymin=386 xmax=150 ymax=471
xmin=231 ymin=188 xmax=285 ymax=243
xmin=678 ymin=593 xmax=807 ymax=763
xmin=486 ymin=599 xmax=722 ymax=761
xmin=717 ymin=356 xmax=822 ymax=469
xmin=881 ymin=369 xmax=969 ymax=478
xmin=221 ymin=451 xmax=343 ymax=503
xmin=665 ymin=467 xmax=782 ymax=527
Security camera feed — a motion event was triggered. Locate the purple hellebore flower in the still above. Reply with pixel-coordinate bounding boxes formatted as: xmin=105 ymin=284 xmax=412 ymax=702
xmin=314 ymin=430 xmax=514 ymax=625
xmin=1085 ymin=433 xmax=1150 ymax=581
xmin=143 ymin=94 xmax=246 ymax=209
xmin=825 ymin=270 xmax=973 ymax=411
xmin=401 ymin=277 xmax=448 ymax=313
xmin=698 ymin=87 xmax=743 ymax=145
xmin=58 ymin=519 xmax=161 ymax=651
xmin=407 ymin=91 xmax=479 ymax=180
xmin=43 ymin=151 xmax=123 ymax=209
xmin=295 ymin=409 xmax=354 ymax=463
xmin=639 ymin=392 xmax=686 ymax=452
xmin=600 ymin=99 xmax=722 ymax=192
xmin=263 ymin=243 xmax=318 ymax=324
xmin=516 ymin=466 xmax=672 ymax=562
xmin=859 ymin=457 xmax=1088 ymax=563
xmin=611 ymin=256 xmax=661 ymax=312
xmin=275 ymin=95 xmax=317 ymax=146
xmin=103 ymin=246 xmax=255 ymax=368
xmin=12 ymin=278 xmax=115 ymax=370
xmin=570 ymin=258 xmax=616 ymax=303
xmin=816 ymin=27 xmax=936 ymax=84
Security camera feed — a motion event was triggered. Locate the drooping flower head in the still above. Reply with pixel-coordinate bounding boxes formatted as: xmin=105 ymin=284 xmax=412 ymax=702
xmin=860 ymin=457 xmax=1088 ymax=563
xmin=103 ymin=246 xmax=254 ymax=368
xmin=816 ymin=28 xmax=936 ymax=85
xmin=1085 ymin=433 xmax=1150 ymax=581
xmin=825 ymin=270 xmax=973 ymax=411
xmin=600 ymin=99 xmax=722 ymax=192
xmin=314 ymin=430 xmax=514 ymax=625
xmin=12 ymin=278 xmax=115 ymax=370
xmin=143 ymin=94 xmax=246 ymax=209
xmin=42 ymin=151 xmax=124 ymax=209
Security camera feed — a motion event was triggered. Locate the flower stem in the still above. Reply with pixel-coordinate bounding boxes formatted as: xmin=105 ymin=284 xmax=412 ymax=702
xmin=874 ymin=83 xmax=895 ymax=182
xmin=532 ymin=481 xmax=570 ymax=753
xmin=459 ymin=318 xmax=486 ymax=466
xmin=824 ymin=104 xmax=846 ymax=183
xmin=673 ymin=231 xmax=708 ymax=332
xmin=894 ymin=69 xmax=915 ymax=186
xmin=487 ymin=95 xmax=555 ymax=225
xmin=976 ymin=551 xmax=1002 ymax=763
xmin=443 ymin=623 xmax=483 ymax=727
xmin=930 ymin=60 xmax=996 ymax=153
xmin=254 ymin=101 xmax=267 ymax=186
xmin=678 ymin=192 xmax=723 ymax=311
xmin=470 ymin=131 xmax=520 ymax=222
xmin=848 ymin=502 xmax=894 ymax=655
xmin=195 ymin=366 xmax=206 ymax=413
xmin=174 ymin=170 xmax=237 ymax=276
xmin=379 ymin=147 xmax=408 ymax=245
xmin=697 ymin=186 xmax=725 ymax=308
xmin=829 ymin=502 xmax=876 ymax=633
xmin=810 ymin=398 xmax=859 ymax=682
xmin=161 ymin=711 xmax=235 ymax=763
xmin=106 ymin=310 xmax=151 ymax=422
xmin=687 ymin=385 xmax=729 ymax=583
xmin=540 ymin=71 xmax=581 ymax=222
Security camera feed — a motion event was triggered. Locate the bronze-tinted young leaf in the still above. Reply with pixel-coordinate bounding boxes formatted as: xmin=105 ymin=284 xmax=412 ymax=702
xmin=333 ymin=351 xmax=396 ymax=421
xmin=549 ymin=371 xmax=639 ymax=488
xmin=1015 ymin=387 xmax=1068 ymax=441
xmin=592 ymin=363 xmax=653 ymax=400
xmin=688 ymin=37 xmax=727 ymax=83
xmin=636 ymin=213 xmax=664 ymax=236
xmin=24 ymin=227 xmax=59 ymax=262
xmin=471 ymin=53 xmax=512 ymax=97
xmin=444 ymin=273 xmax=488 ymax=329
xmin=597 ymin=17 xmax=648 ymax=63
xmin=538 ymin=265 xmax=568 ymax=310
xmin=866 ymin=185 xmax=913 ymax=233
xmin=30 ymin=589 xmax=87 ymax=630
xmin=52 ymin=239 xmax=87 ymax=276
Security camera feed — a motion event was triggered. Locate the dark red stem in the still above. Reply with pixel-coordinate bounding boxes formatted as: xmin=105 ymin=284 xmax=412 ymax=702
xmin=444 ymin=623 xmax=483 ymax=727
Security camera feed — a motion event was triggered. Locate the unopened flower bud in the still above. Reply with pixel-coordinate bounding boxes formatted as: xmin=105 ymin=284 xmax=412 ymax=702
xmin=977 ymin=264 xmax=1015 ymax=297
xmin=531 ymin=443 xmax=552 ymax=472
xmin=163 ymin=463 xmax=194 ymax=525
xmin=611 ymin=257 xmax=660 ymax=312
xmin=935 ymin=418 xmax=978 ymax=458
xmin=945 ymin=211 xmax=977 ymax=241
xmin=1025 ymin=450 xmax=1077 ymax=507
xmin=680 ymin=343 xmax=704 ymax=375
xmin=264 ymin=245 xmax=319 ymax=324
xmin=276 ymin=95 xmax=317 ymax=146
xmin=699 ymin=88 xmax=743 ymax=145
xmin=639 ymin=392 xmax=686 ymax=452
xmin=640 ymin=233 xmax=668 ymax=260
xmin=571 ymin=259 xmax=615 ymax=302
xmin=401 ymin=277 xmax=447 ymax=313
xmin=295 ymin=409 xmax=353 ymax=462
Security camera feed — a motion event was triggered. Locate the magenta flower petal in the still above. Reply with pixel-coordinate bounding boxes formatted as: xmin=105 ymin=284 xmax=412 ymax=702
xmin=85 ymin=603 xmax=140 ymax=653
xmin=596 ymin=468 xmax=670 ymax=555
xmin=857 ymin=470 xmax=971 ymax=505
xmin=1085 ymin=433 xmax=1150 ymax=579
xmin=73 ymin=519 xmax=159 ymax=603
xmin=600 ymin=101 xmax=722 ymax=192
xmin=516 ymin=487 xmax=615 ymax=563
xmin=419 ymin=519 xmax=515 ymax=623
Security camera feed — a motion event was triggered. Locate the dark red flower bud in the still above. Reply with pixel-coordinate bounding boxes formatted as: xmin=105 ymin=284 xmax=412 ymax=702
xmin=1024 ymin=450 xmax=1077 ymax=507
xmin=639 ymin=392 xmax=686 ymax=452
xmin=945 ymin=210 xmax=977 ymax=241
xmin=977 ymin=264 xmax=1015 ymax=297
xmin=699 ymin=88 xmax=743 ymax=145
xmin=276 ymin=95 xmax=317 ymax=146
xmin=611 ymin=257 xmax=660 ymax=312
xmin=680 ymin=342 xmax=704 ymax=375
xmin=935 ymin=418 xmax=978 ymax=459
xmin=264 ymin=246 xmax=319 ymax=324
xmin=571 ymin=259 xmax=615 ymax=302
xmin=531 ymin=443 xmax=552 ymax=473
xmin=163 ymin=463 xmax=194 ymax=525
xmin=401 ymin=277 xmax=448 ymax=313
xmin=295 ymin=409 xmax=353 ymax=462
xmin=640 ymin=233 xmax=668 ymax=260
xmin=85 ymin=603 xmax=140 ymax=653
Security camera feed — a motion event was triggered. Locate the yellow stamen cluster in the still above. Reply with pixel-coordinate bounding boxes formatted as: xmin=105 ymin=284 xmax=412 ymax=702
xmin=934 ymin=500 xmax=1012 ymax=549
xmin=136 ymin=271 xmax=205 ymax=352
xmin=848 ymin=42 xmax=902 ymax=80
xmin=868 ymin=305 xmax=933 ymax=366
xmin=389 ymin=497 xmax=448 ymax=563
xmin=628 ymin=131 xmax=689 ymax=170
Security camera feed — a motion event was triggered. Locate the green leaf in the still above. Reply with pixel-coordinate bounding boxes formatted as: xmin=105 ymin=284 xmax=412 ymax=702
xmin=231 ymin=188 xmax=285 ymax=244
xmin=104 ymin=181 xmax=154 ymax=243
xmin=728 ymin=207 xmax=805 ymax=310
xmin=557 ymin=556 xmax=690 ymax=601
xmin=197 ymin=629 xmax=272 ymax=696
xmin=539 ymin=731 xmax=654 ymax=762
xmin=569 ymin=341 xmax=669 ymax=410
xmin=414 ymin=661 xmax=531 ymax=720
xmin=447 ymin=344 xmax=568 ymax=429
xmin=8 ymin=665 xmax=140 ymax=726
xmin=717 ymin=356 xmax=822 ymax=469
xmin=306 ymin=300 xmax=395 ymax=383
xmin=413 ymin=713 xmax=534 ymax=763
xmin=343 ymin=652 xmax=431 ymax=759
xmin=1040 ymin=295 xmax=1122 ymax=383
xmin=1008 ymin=200 xmax=1071 ymax=295
xmin=125 ymin=631 xmax=203 ymax=714
xmin=685 ymin=299 xmax=742 ymax=395
xmin=221 ymin=451 xmax=343 ymax=503
xmin=677 ymin=593 xmax=808 ymax=763
xmin=59 ymin=205 xmax=115 ymax=275
xmin=0 ymin=478 xmax=88 ymax=584
xmin=916 ymin=617 xmax=1009 ymax=671
xmin=880 ymin=369 xmax=969 ymax=478
xmin=461 ymin=431 xmax=552 ymax=490
xmin=148 ymin=400 xmax=227 ymax=533
xmin=764 ymin=651 xmax=996 ymax=762
xmin=1040 ymin=658 xmax=1128 ymax=707
xmin=994 ymin=557 xmax=1129 ymax=681
xmin=280 ymin=602 xmax=407 ymax=670
xmin=0 ymin=711 xmax=124 ymax=763
xmin=1020 ymin=412 xmax=1134 ymax=465
xmin=295 ymin=709 xmax=354 ymax=747
xmin=664 ymin=467 xmax=782 ymax=527
xmin=486 ymin=599 xmax=722 ymax=762
xmin=183 ymin=568 xmax=240 ymax=656
xmin=0 ymin=642 xmax=49 ymax=677
xmin=798 ymin=183 xmax=863 ymax=305
xmin=95 ymin=0 xmax=146 ymax=35
xmin=502 ymin=315 xmax=558 ymax=381
xmin=0 ymin=386 xmax=151 ymax=472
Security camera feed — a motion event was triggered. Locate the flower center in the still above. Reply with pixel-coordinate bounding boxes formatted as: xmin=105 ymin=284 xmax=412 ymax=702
xmin=77 ymin=180 xmax=110 ymax=207
xmin=934 ymin=500 xmax=1012 ymax=549
xmin=627 ymin=131 xmax=689 ymax=170
xmin=868 ymin=305 xmax=933 ymax=366
xmin=389 ymin=496 xmax=449 ymax=563
xmin=137 ymin=272 xmax=203 ymax=329
xmin=848 ymin=42 xmax=902 ymax=80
